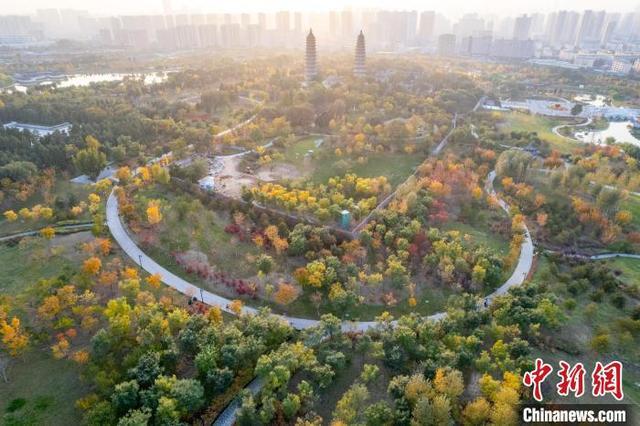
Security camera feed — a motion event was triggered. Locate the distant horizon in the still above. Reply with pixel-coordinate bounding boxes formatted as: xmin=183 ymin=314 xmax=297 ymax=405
xmin=4 ymin=0 xmax=640 ymax=19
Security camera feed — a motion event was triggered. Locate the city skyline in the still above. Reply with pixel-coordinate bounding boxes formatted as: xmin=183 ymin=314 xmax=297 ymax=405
xmin=4 ymin=0 xmax=640 ymax=18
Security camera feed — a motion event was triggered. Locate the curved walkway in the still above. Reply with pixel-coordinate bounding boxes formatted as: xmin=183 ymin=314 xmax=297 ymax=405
xmin=484 ymin=171 xmax=534 ymax=300
xmin=551 ymin=117 xmax=592 ymax=141
xmin=106 ymin=167 xmax=534 ymax=332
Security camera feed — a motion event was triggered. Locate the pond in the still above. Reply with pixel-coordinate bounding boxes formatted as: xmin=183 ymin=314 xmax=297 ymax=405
xmin=7 ymin=71 xmax=171 ymax=93
xmin=575 ymin=121 xmax=640 ymax=146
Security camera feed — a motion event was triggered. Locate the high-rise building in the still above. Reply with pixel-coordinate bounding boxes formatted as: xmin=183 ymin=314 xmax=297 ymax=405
xmin=453 ymin=14 xmax=484 ymax=39
xmin=294 ymin=12 xmax=302 ymax=34
xmin=341 ymin=10 xmax=353 ymax=39
xmin=240 ymin=13 xmax=250 ymax=28
xmin=601 ymin=16 xmax=619 ymax=46
xmin=257 ymin=13 xmax=267 ymax=30
xmin=304 ymin=29 xmax=318 ymax=83
xmin=513 ymin=14 xmax=532 ymax=40
xmin=276 ymin=11 xmax=290 ymax=32
xmin=437 ymin=33 xmax=456 ymax=55
xmin=198 ymin=24 xmax=217 ymax=47
xmin=0 ymin=15 xmax=37 ymax=45
xmin=546 ymin=10 xmax=580 ymax=46
xmin=418 ymin=11 xmax=435 ymax=44
xmin=576 ymin=10 xmax=606 ymax=46
xmin=354 ymin=30 xmax=366 ymax=77
xmin=329 ymin=11 xmax=339 ymax=37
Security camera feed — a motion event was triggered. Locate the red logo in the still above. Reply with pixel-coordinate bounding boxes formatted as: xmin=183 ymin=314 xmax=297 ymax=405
xmin=523 ymin=359 xmax=624 ymax=402
xmin=523 ymin=358 xmax=554 ymax=402
xmin=556 ymin=361 xmax=586 ymax=397
xmin=592 ymin=361 xmax=624 ymax=401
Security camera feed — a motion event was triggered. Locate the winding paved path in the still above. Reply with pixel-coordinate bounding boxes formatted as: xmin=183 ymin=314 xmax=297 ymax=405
xmin=484 ymin=171 xmax=535 ymax=300
xmin=551 ymin=117 xmax=592 ymax=141
xmin=106 ymin=166 xmax=534 ymax=332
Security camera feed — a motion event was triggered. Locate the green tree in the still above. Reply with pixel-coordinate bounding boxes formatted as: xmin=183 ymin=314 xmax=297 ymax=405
xmin=74 ymin=147 xmax=107 ymax=179
xmin=282 ymin=393 xmax=301 ymax=420
xmin=364 ymin=401 xmax=394 ymax=426
xmin=117 ymin=407 xmax=152 ymax=426
xmin=111 ymin=380 xmax=140 ymax=415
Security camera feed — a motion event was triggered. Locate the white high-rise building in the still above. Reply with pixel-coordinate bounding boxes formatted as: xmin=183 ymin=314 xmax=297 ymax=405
xmin=513 ymin=14 xmax=532 ymax=40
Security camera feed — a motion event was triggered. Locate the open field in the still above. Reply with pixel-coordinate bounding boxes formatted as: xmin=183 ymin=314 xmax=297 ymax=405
xmin=0 ymin=232 xmax=94 ymax=296
xmin=0 ymin=180 xmax=92 ymax=237
xmin=0 ymin=350 xmax=86 ymax=426
xmin=309 ymin=151 xmax=424 ymax=187
xmin=0 ymin=233 xmax=96 ymax=425
xmin=621 ymin=195 xmax=640 ymax=231
xmin=496 ymin=111 xmax=581 ymax=154
xmin=528 ymin=254 xmax=640 ymax=407
xmin=607 ymin=257 xmax=640 ymax=293
xmin=264 ymin=137 xmax=425 ymax=188
xmin=131 ymin=186 xmax=263 ymax=279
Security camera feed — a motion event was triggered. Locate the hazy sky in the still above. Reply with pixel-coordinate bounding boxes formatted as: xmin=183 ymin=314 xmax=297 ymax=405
xmin=5 ymin=0 xmax=640 ymax=17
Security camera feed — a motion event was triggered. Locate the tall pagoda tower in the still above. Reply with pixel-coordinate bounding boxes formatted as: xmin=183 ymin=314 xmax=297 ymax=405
xmin=304 ymin=29 xmax=318 ymax=83
xmin=354 ymin=30 xmax=366 ymax=77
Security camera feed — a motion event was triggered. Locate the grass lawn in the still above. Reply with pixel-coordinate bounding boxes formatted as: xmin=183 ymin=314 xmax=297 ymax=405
xmin=304 ymin=355 xmax=393 ymax=422
xmin=606 ymin=257 xmax=640 ymax=293
xmin=0 ymin=179 xmax=92 ymax=237
xmin=272 ymin=284 xmax=455 ymax=322
xmin=309 ymin=151 xmax=425 ymax=187
xmin=496 ymin=111 xmax=581 ymax=154
xmin=0 ymin=350 xmax=87 ymax=426
xmin=277 ymin=137 xmax=425 ymax=188
xmin=282 ymin=136 xmax=322 ymax=165
xmin=621 ymin=195 xmax=640 ymax=231
xmin=0 ymin=232 xmax=93 ymax=296
xmin=133 ymin=186 xmax=261 ymax=279
xmin=443 ymin=221 xmax=509 ymax=257
xmin=527 ymin=254 xmax=640 ymax=407
xmin=0 ymin=233 xmax=94 ymax=425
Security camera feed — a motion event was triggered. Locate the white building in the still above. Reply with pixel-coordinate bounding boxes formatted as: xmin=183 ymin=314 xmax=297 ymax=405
xmin=2 ymin=121 xmax=72 ymax=137
xmin=611 ymin=60 xmax=632 ymax=74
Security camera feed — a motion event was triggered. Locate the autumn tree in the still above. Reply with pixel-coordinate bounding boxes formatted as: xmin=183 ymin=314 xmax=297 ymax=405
xmin=147 ymin=200 xmax=163 ymax=226
xmin=273 ymin=283 xmax=297 ymax=305
xmin=0 ymin=317 xmax=29 ymax=357
xmin=83 ymin=256 xmax=102 ymax=275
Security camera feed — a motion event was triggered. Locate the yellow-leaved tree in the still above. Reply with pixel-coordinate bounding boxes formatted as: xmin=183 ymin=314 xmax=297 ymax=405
xmin=146 ymin=200 xmax=163 ymax=226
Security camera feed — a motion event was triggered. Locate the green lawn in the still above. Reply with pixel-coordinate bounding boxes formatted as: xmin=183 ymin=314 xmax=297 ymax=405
xmin=282 ymin=136 xmax=321 ymax=165
xmin=497 ymin=111 xmax=581 ymax=154
xmin=0 ymin=350 xmax=87 ymax=426
xmin=310 ymin=151 xmax=424 ymax=187
xmin=0 ymin=233 xmax=93 ymax=296
xmin=132 ymin=187 xmax=261 ymax=279
xmin=272 ymin=284 xmax=455 ymax=322
xmin=306 ymin=355 xmax=393 ymax=423
xmin=276 ymin=137 xmax=425 ymax=188
xmin=442 ymin=221 xmax=509 ymax=257
xmin=0 ymin=180 xmax=92 ymax=237
xmin=527 ymin=255 xmax=640 ymax=407
xmin=621 ymin=195 xmax=640 ymax=231
xmin=607 ymin=257 xmax=640 ymax=292
xmin=0 ymin=234 xmax=93 ymax=425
